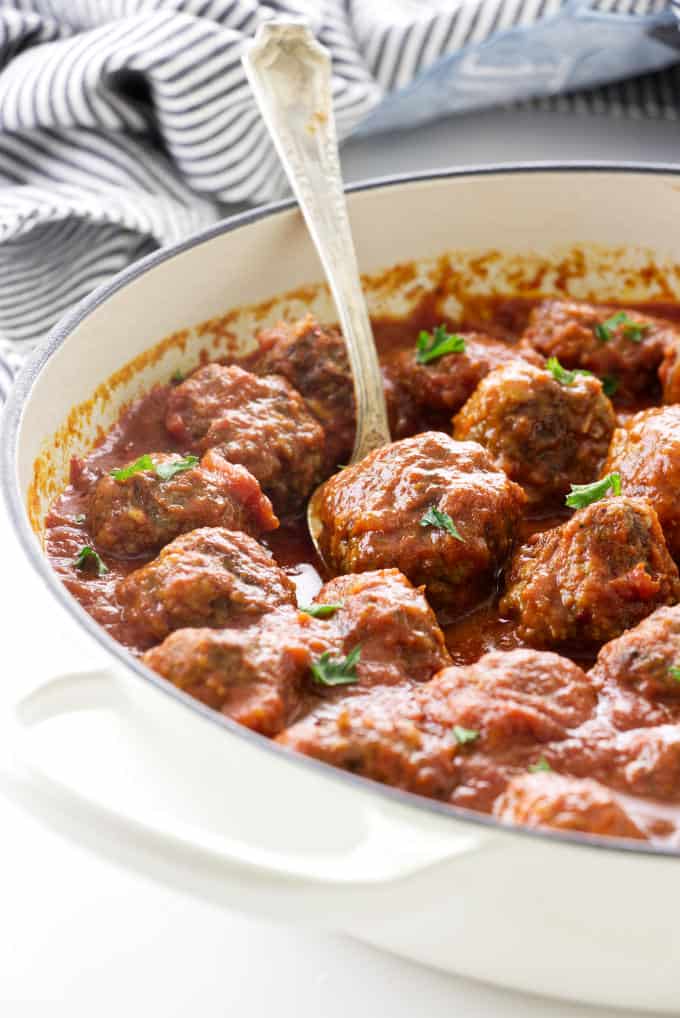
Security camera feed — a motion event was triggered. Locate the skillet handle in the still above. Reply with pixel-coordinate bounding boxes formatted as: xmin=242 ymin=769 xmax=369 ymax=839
xmin=0 ymin=667 xmax=487 ymax=921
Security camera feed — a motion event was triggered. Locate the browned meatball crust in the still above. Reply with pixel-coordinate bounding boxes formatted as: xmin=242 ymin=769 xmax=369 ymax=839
xmin=89 ymin=450 xmax=278 ymax=558
xmin=602 ymin=406 xmax=680 ymax=560
xmin=521 ymin=300 xmax=674 ymax=401
xmin=164 ymin=363 xmax=325 ymax=512
xmin=142 ymin=611 xmax=329 ymax=736
xmin=453 ymin=362 xmax=615 ymax=507
xmin=587 ymin=606 xmax=680 ymax=733
xmin=501 ymin=497 xmax=680 ymax=647
xmin=493 ymin=773 xmax=644 ymax=839
xmin=312 ymin=569 xmax=451 ymax=688
xmin=248 ymin=315 xmax=355 ymax=470
xmin=118 ymin=527 xmax=297 ymax=642
xmin=277 ymin=649 xmax=594 ymax=810
xmin=381 ymin=331 xmax=541 ymax=422
xmin=316 ymin=432 xmax=526 ymax=613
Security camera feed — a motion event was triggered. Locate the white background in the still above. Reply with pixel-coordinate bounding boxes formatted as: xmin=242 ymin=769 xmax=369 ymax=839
xmin=2 ymin=108 xmax=677 ymax=1016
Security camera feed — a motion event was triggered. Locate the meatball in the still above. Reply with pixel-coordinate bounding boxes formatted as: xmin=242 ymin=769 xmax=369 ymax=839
xmin=501 ymin=497 xmax=680 ymax=646
xmin=521 ymin=300 xmax=672 ymax=401
xmin=277 ymin=649 xmax=593 ymax=810
xmin=142 ymin=611 xmax=329 ymax=736
xmin=381 ymin=330 xmax=541 ymax=421
xmin=658 ymin=337 xmax=680 ymax=404
xmin=118 ymin=527 xmax=297 ymax=642
xmin=88 ymin=450 xmax=277 ymax=558
xmin=603 ymin=406 xmax=680 ymax=560
xmin=164 ymin=363 xmax=325 ymax=512
xmin=316 ymin=432 xmax=526 ymax=612
xmin=249 ymin=315 xmax=355 ymax=469
xmin=311 ymin=569 xmax=451 ymax=688
xmin=453 ymin=362 xmax=615 ymax=506
xmin=493 ymin=773 xmax=644 ymax=840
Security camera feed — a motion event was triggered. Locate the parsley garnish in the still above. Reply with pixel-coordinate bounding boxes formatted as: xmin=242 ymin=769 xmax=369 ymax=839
xmin=601 ymin=375 xmax=619 ymax=397
xmin=110 ymin=454 xmax=155 ymax=481
xmin=669 ymin=665 xmax=680 ymax=683
xmin=420 ymin=506 xmax=465 ymax=542
xmin=594 ymin=311 xmax=649 ymax=344
xmin=73 ymin=545 xmax=108 ymax=576
xmin=73 ymin=513 xmax=86 ymax=524
xmin=171 ymin=369 xmax=185 ymax=383
xmin=452 ymin=725 xmax=479 ymax=746
xmin=300 ymin=603 xmax=343 ymax=619
xmin=546 ymin=356 xmax=592 ymax=386
xmin=155 ymin=455 xmax=199 ymax=481
xmin=310 ymin=646 xmax=361 ymax=687
xmin=529 ymin=757 xmax=552 ymax=773
xmin=416 ymin=324 xmax=466 ymax=365
xmin=565 ymin=472 xmax=621 ymax=509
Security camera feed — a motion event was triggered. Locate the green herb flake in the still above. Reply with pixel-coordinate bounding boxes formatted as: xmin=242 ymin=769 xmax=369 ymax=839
xmin=529 ymin=757 xmax=552 ymax=774
xmin=565 ymin=472 xmax=621 ymax=510
xmin=416 ymin=324 xmax=466 ymax=365
xmin=546 ymin=356 xmax=593 ymax=386
xmin=310 ymin=646 xmax=361 ymax=687
xmin=601 ymin=375 xmax=619 ymax=398
xmin=452 ymin=725 xmax=479 ymax=746
xmin=420 ymin=506 xmax=465 ymax=542
xmin=300 ymin=603 xmax=343 ymax=619
xmin=171 ymin=369 xmax=185 ymax=383
xmin=73 ymin=545 xmax=108 ymax=576
xmin=110 ymin=454 xmax=155 ymax=481
xmin=669 ymin=665 xmax=680 ymax=684
xmin=73 ymin=513 xmax=86 ymax=525
xmin=155 ymin=455 xmax=199 ymax=481
xmin=594 ymin=311 xmax=649 ymax=344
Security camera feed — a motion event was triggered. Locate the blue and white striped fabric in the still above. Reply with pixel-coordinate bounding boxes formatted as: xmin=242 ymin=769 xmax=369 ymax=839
xmin=0 ymin=0 xmax=679 ymax=399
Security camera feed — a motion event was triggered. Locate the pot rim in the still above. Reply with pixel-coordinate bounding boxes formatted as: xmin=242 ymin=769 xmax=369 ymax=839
xmin=4 ymin=160 xmax=680 ymax=861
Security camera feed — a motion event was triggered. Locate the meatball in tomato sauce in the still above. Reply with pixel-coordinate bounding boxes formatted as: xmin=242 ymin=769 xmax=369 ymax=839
xmin=118 ymin=527 xmax=297 ymax=643
xmin=501 ymin=497 xmax=680 ymax=647
xmin=493 ymin=773 xmax=644 ymax=840
xmin=248 ymin=315 xmax=355 ymax=470
xmin=521 ymin=300 xmax=673 ymax=402
xmin=453 ymin=361 xmax=615 ymax=507
xmin=603 ymin=406 xmax=680 ymax=560
xmin=165 ymin=363 xmax=325 ymax=513
xmin=381 ymin=330 xmax=541 ymax=424
xmin=311 ymin=569 xmax=451 ymax=689
xmin=89 ymin=450 xmax=278 ymax=558
xmin=316 ymin=432 xmax=526 ymax=613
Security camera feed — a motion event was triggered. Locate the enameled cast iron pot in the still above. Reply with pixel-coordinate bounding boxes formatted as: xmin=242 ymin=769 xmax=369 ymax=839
xmin=3 ymin=166 xmax=680 ymax=1013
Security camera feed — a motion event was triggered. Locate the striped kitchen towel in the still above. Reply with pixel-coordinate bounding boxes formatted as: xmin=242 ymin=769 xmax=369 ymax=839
xmin=0 ymin=0 xmax=679 ymax=400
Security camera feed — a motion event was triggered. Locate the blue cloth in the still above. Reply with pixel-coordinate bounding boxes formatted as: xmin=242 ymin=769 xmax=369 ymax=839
xmin=0 ymin=0 xmax=678 ymax=398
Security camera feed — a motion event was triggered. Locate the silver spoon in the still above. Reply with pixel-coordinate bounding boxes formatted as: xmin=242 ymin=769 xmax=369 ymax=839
xmin=242 ymin=20 xmax=391 ymax=559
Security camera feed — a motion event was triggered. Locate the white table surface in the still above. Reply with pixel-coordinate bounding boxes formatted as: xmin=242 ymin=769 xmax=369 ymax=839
xmin=2 ymin=107 xmax=677 ymax=1017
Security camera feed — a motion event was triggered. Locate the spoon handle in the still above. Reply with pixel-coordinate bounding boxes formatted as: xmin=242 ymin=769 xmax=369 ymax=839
xmin=243 ymin=20 xmax=391 ymax=461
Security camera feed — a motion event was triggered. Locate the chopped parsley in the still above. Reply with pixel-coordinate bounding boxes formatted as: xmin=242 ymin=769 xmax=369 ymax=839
xmin=546 ymin=356 xmax=592 ymax=386
xmin=300 ymin=603 xmax=343 ymax=619
xmin=310 ymin=646 xmax=361 ymax=687
xmin=155 ymin=455 xmax=199 ymax=481
xmin=594 ymin=311 xmax=649 ymax=344
xmin=73 ymin=545 xmax=108 ymax=576
xmin=669 ymin=665 xmax=680 ymax=684
xmin=110 ymin=454 xmax=154 ymax=481
xmin=416 ymin=324 xmax=466 ymax=365
xmin=171 ymin=369 xmax=185 ymax=383
xmin=452 ymin=725 xmax=479 ymax=746
xmin=73 ymin=513 xmax=86 ymax=525
xmin=529 ymin=757 xmax=552 ymax=774
xmin=565 ymin=472 xmax=621 ymax=509
xmin=420 ymin=506 xmax=465 ymax=542
xmin=601 ymin=375 xmax=619 ymax=398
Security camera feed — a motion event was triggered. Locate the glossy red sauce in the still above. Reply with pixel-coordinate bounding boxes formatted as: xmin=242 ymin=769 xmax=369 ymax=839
xmin=45 ymin=296 xmax=679 ymax=661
